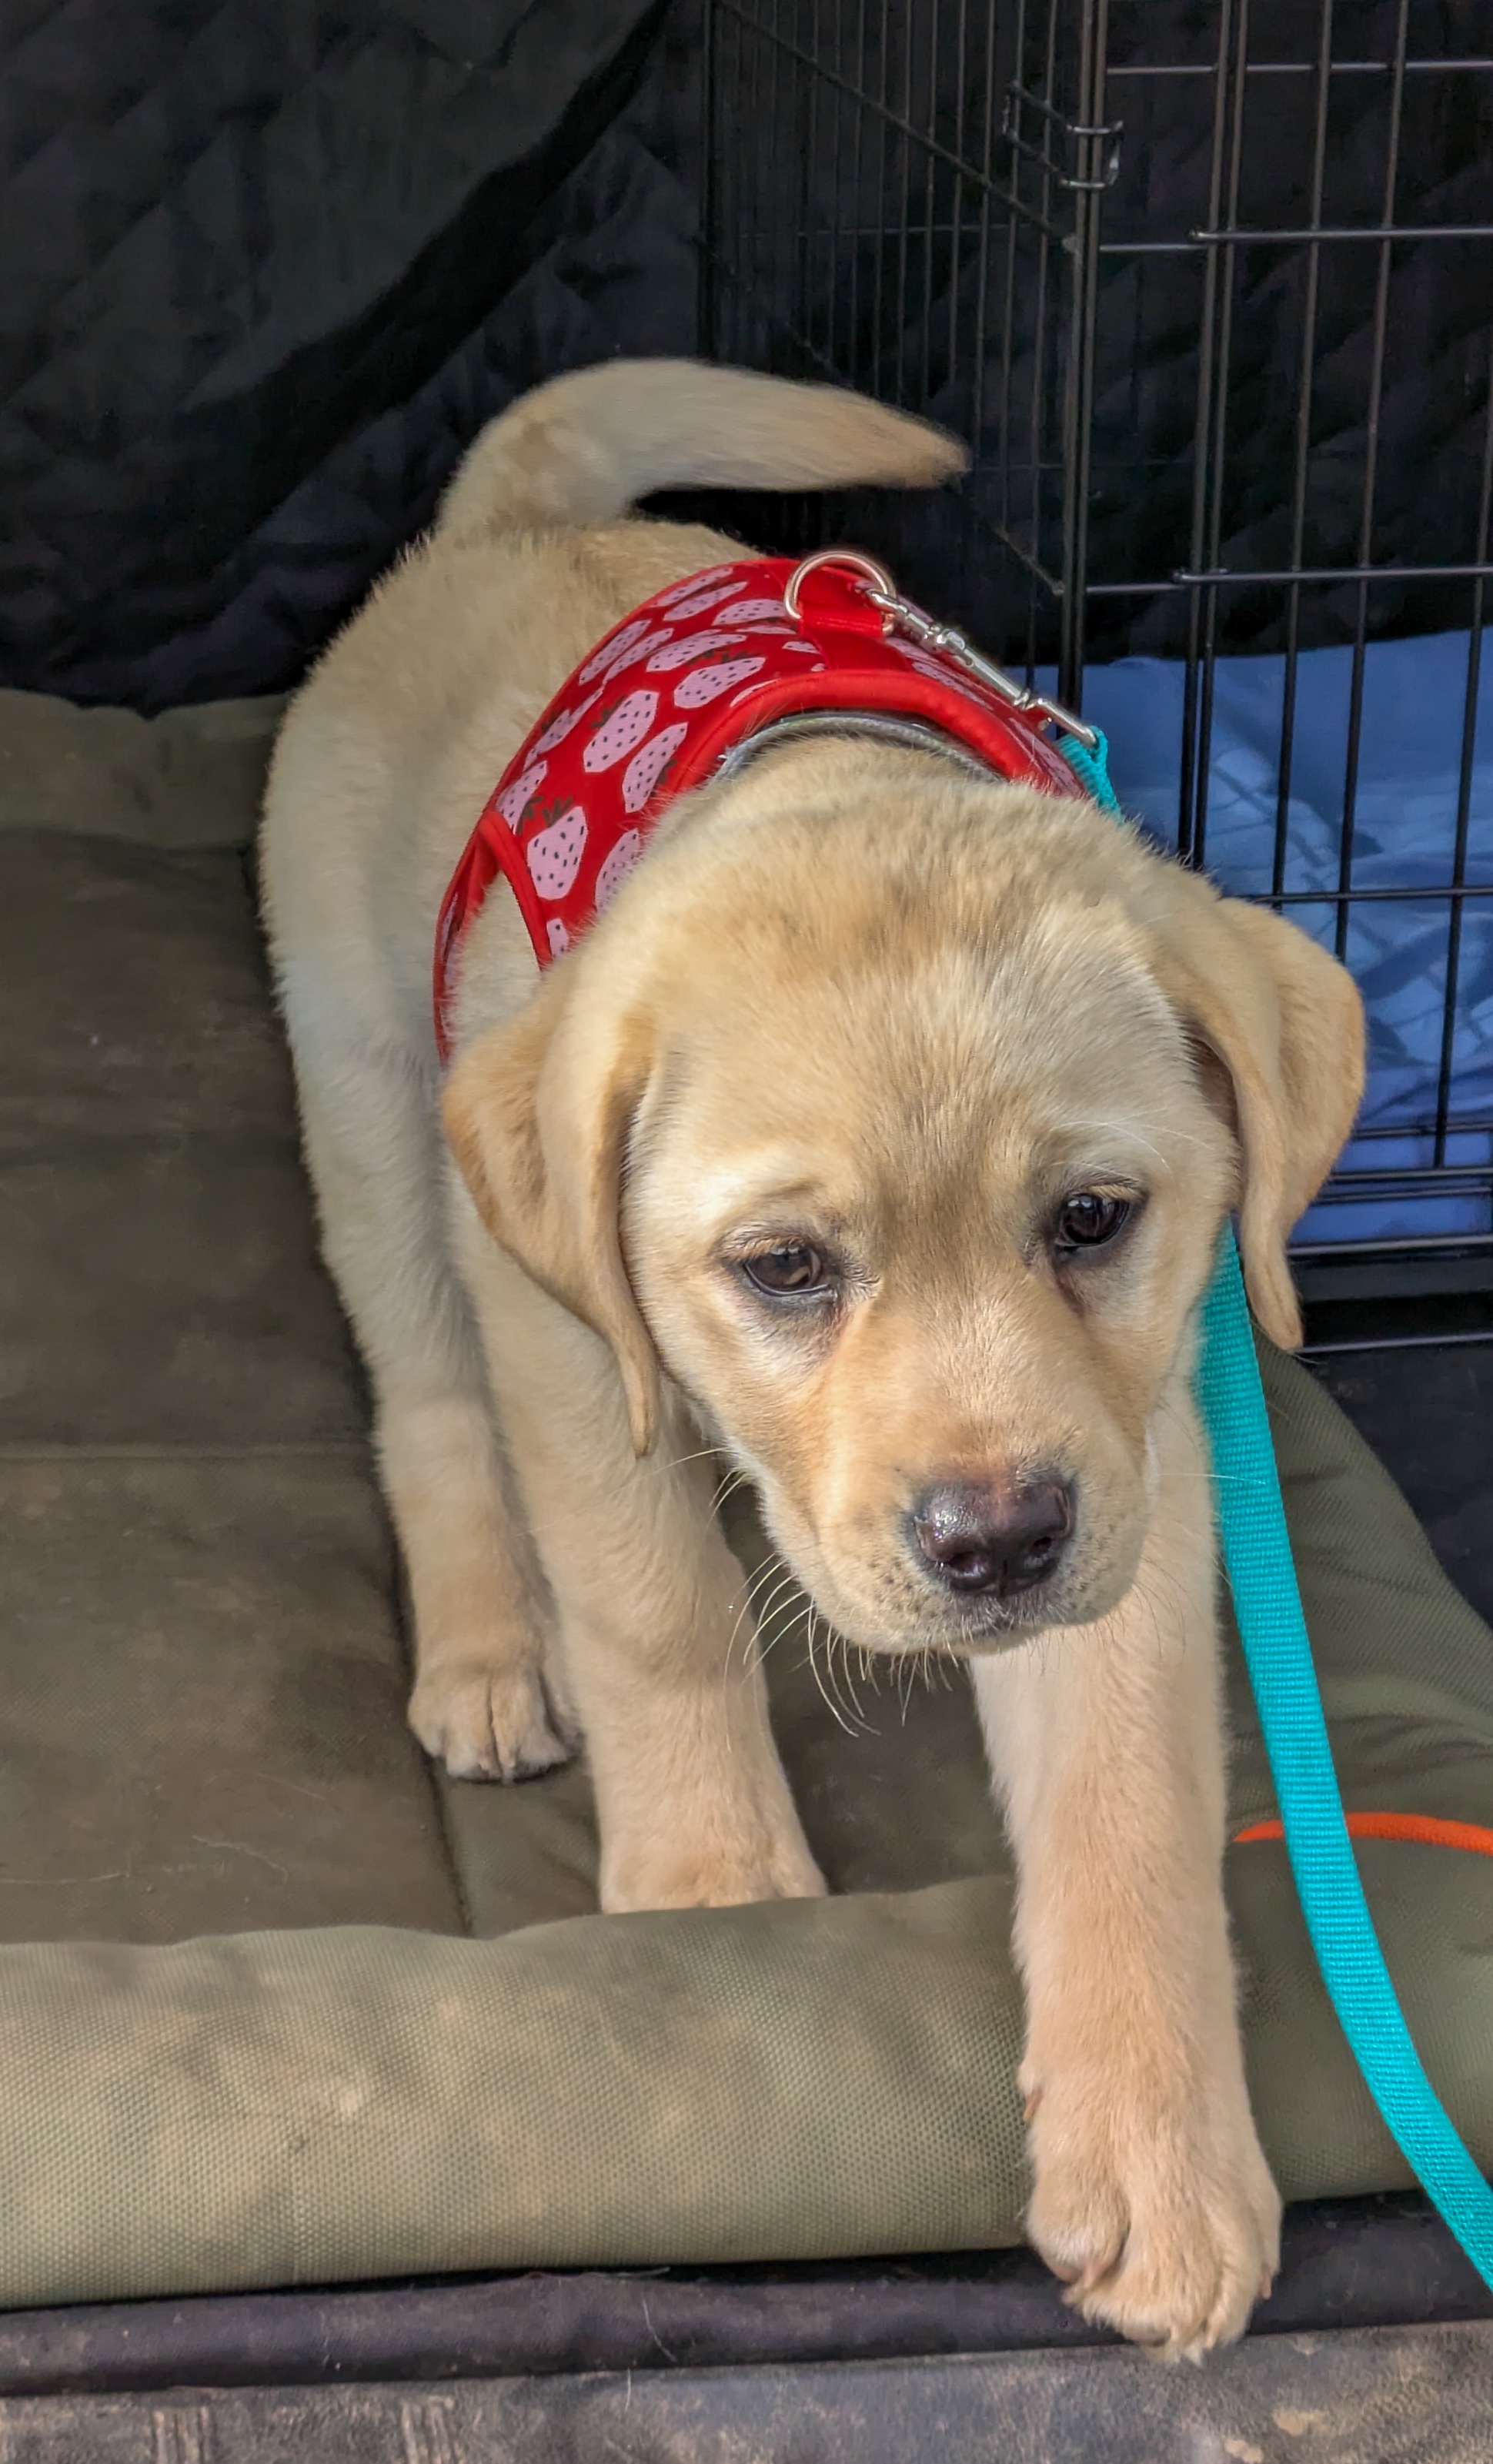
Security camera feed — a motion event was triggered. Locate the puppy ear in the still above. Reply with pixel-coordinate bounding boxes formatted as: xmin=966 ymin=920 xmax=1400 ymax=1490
xmin=1153 ymin=883 xmax=1365 ymax=1349
xmin=441 ymin=973 xmax=661 ymax=1455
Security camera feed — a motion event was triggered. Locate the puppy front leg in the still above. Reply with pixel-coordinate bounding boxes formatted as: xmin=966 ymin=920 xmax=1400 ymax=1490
xmin=288 ymin=1052 xmax=573 ymax=1784
xmin=462 ymin=1232 xmax=824 ymax=1914
xmin=972 ymin=1388 xmax=1281 ymax=2358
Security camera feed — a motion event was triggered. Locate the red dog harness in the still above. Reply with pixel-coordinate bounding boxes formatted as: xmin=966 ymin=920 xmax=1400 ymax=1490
xmin=433 ymin=550 xmax=1094 ymax=1058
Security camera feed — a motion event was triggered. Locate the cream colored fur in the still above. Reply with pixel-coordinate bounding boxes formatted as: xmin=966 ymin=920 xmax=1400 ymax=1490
xmin=260 ymin=359 xmax=1365 ymax=2357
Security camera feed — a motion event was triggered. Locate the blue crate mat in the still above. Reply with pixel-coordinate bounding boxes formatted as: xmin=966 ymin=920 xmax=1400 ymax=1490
xmin=1057 ymin=630 xmax=1493 ymax=1246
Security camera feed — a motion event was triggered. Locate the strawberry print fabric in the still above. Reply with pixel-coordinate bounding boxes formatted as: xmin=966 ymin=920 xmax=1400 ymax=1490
xmin=434 ymin=554 xmax=1081 ymax=1058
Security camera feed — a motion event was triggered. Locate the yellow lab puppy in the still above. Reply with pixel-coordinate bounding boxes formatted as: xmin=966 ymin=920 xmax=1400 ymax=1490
xmin=260 ymin=362 xmax=1364 ymax=2357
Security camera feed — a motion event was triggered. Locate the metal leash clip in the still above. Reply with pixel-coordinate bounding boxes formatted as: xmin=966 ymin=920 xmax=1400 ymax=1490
xmin=783 ymin=548 xmax=1098 ymax=751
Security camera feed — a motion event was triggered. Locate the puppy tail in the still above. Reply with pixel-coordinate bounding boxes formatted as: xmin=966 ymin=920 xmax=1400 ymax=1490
xmin=434 ymin=360 xmax=967 ymax=540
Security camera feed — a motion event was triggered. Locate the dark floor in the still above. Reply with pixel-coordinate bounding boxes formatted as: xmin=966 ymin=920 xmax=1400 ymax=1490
xmin=7 ymin=2319 xmax=1493 ymax=2464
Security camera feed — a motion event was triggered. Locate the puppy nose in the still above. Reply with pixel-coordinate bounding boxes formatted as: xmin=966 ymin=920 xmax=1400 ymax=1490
xmin=910 ymin=1479 xmax=1074 ymax=1598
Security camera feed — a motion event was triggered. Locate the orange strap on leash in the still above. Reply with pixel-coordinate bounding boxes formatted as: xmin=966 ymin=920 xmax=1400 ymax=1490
xmin=1236 ymin=1811 xmax=1493 ymax=1857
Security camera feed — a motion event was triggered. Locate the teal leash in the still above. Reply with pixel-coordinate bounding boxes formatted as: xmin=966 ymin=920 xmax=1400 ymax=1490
xmin=1053 ymin=726 xmax=1118 ymax=813
xmin=1059 ymin=728 xmax=1493 ymax=2284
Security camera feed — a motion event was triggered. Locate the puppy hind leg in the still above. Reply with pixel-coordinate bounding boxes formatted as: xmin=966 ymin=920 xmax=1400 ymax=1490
xmin=290 ymin=1042 xmax=575 ymax=1780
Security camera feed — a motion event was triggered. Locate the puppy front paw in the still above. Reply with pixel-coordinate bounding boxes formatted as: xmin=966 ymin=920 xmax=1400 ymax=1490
xmin=1023 ymin=2059 xmax=1281 ymax=2359
xmin=603 ymin=1822 xmax=827 ymax=1912
xmin=409 ymin=1657 xmax=579 ymax=1781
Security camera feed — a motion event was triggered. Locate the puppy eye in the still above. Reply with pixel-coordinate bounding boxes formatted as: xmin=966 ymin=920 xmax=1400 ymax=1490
xmin=1054 ymin=1192 xmax=1133 ymax=1253
xmin=740 ymin=1242 xmax=830 ymax=1299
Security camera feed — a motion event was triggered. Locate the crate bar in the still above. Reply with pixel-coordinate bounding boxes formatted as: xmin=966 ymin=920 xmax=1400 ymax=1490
xmin=1296 ymin=1234 xmax=1493 ymax=1256
xmin=757 ymin=0 xmax=780 ymax=376
xmin=813 ymin=0 xmax=832 ymax=378
xmin=699 ymin=0 xmax=719 ymax=355
xmin=1336 ymin=0 xmax=1412 ymax=961
xmin=1338 ymin=1120 xmax=1493 ymax=1143
xmin=1189 ymin=0 xmax=1252 ymax=872
xmin=1101 ymin=226 xmax=1493 ymax=251
xmin=1272 ymin=0 xmax=1338 ymax=905
xmin=943 ymin=0 xmax=968 ymax=418
xmin=897 ymin=0 xmax=916 ymax=403
xmin=1434 ymin=343 xmax=1493 ymax=1165
xmin=1314 ymin=1168 xmax=1491 ymax=1193
xmin=871 ymin=0 xmax=890 ymax=403
xmin=1087 ymin=562 xmax=1493 ymax=591
xmin=813 ymin=0 xmax=827 ymax=373
xmin=917 ymin=0 xmax=938 ymax=415
xmin=849 ymin=0 xmax=870 ymax=393
xmin=1176 ymin=0 xmax=1235 ymax=864
xmin=1019 ymin=0 xmax=1062 ymax=663
xmin=1258 ymin=884 xmax=1493 ymax=908
xmin=1057 ymin=0 xmax=1111 ymax=709
xmin=980 ymin=0 xmax=1011 ymax=557
xmin=1188 ymin=222 xmax=1493 ymax=243
xmin=1107 ymin=60 xmax=1493 ymax=79
xmin=1303 ymin=1330 xmax=1493 ymax=1353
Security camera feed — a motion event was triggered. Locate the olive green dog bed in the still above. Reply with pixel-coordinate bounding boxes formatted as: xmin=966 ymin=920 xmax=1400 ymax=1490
xmin=2 ymin=1345 xmax=1491 ymax=2311
xmin=1 ymin=691 xmax=1488 ymax=2312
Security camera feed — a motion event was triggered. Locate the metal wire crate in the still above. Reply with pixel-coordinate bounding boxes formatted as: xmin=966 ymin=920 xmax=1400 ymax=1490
xmin=699 ymin=0 xmax=1493 ymax=1294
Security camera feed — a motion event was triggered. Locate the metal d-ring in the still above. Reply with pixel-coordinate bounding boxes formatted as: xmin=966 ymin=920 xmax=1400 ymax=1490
xmin=782 ymin=548 xmax=898 ymax=627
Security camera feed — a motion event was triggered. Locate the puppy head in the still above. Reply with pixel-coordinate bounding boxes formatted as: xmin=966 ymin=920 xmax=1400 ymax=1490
xmin=444 ymin=751 xmax=1363 ymax=1654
